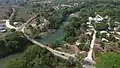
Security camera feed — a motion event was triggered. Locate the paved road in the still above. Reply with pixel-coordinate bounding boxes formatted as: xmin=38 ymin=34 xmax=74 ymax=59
xmin=83 ymin=28 xmax=96 ymax=68
xmin=5 ymin=20 xmax=17 ymax=29
xmin=5 ymin=8 xmax=76 ymax=60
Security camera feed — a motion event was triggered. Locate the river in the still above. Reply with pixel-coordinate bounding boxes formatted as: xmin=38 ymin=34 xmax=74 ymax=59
xmin=39 ymin=15 xmax=70 ymax=44
xmin=0 ymin=14 xmax=71 ymax=68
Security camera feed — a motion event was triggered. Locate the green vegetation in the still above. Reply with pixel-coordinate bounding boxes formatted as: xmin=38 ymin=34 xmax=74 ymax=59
xmin=0 ymin=32 xmax=30 ymax=58
xmin=4 ymin=45 xmax=82 ymax=68
xmin=1 ymin=0 xmax=120 ymax=68
xmin=64 ymin=16 xmax=88 ymax=43
xmin=96 ymin=52 xmax=120 ymax=68
xmin=94 ymin=23 xmax=108 ymax=31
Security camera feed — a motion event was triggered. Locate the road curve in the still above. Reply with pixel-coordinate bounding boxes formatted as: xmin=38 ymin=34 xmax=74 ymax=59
xmin=5 ymin=8 xmax=76 ymax=60
xmin=5 ymin=19 xmax=17 ymax=29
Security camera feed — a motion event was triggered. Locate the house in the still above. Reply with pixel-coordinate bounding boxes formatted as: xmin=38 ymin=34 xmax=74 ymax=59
xmin=115 ymin=21 xmax=119 ymax=24
xmin=88 ymin=25 xmax=93 ymax=28
xmin=100 ymin=31 xmax=107 ymax=34
xmin=86 ymin=22 xmax=91 ymax=25
xmin=104 ymin=15 xmax=109 ymax=19
xmin=85 ymin=32 xmax=92 ymax=35
xmin=114 ymin=27 xmax=119 ymax=31
xmin=0 ymin=29 xmax=6 ymax=33
xmin=61 ymin=4 xmax=73 ymax=7
xmin=70 ymin=13 xmax=75 ymax=16
xmin=106 ymin=33 xmax=110 ymax=37
xmin=102 ymin=38 xmax=109 ymax=42
xmin=88 ymin=14 xmax=104 ymax=23
xmin=13 ymin=22 xmax=19 ymax=25
xmin=116 ymin=32 xmax=120 ymax=35
xmin=100 ymin=31 xmax=110 ymax=37
xmin=94 ymin=14 xmax=104 ymax=22
xmin=88 ymin=17 xmax=93 ymax=22
xmin=94 ymin=17 xmax=103 ymax=22
xmin=75 ymin=41 xmax=81 ymax=46
xmin=31 ymin=23 xmax=36 ymax=27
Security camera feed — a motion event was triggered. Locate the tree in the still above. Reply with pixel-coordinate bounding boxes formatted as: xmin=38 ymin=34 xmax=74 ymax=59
xmin=4 ymin=45 xmax=82 ymax=68
xmin=0 ymin=32 xmax=30 ymax=58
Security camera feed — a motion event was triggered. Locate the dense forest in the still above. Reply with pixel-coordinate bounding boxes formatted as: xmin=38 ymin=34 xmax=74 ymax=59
xmin=0 ymin=32 xmax=31 ymax=58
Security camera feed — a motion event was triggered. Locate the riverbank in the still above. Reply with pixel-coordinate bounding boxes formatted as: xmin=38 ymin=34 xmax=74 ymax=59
xmin=38 ymin=14 xmax=70 ymax=44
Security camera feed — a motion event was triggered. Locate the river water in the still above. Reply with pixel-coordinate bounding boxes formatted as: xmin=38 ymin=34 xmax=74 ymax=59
xmin=0 ymin=14 xmax=71 ymax=68
xmin=39 ymin=15 xmax=70 ymax=44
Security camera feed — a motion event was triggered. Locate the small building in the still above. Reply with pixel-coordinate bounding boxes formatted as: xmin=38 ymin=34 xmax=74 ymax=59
xmin=115 ymin=21 xmax=120 ymax=24
xmin=94 ymin=17 xmax=103 ymax=22
xmin=31 ymin=23 xmax=36 ymax=27
xmin=88 ymin=14 xmax=104 ymax=23
xmin=100 ymin=31 xmax=108 ymax=34
xmin=70 ymin=13 xmax=75 ymax=16
xmin=100 ymin=31 xmax=110 ymax=37
xmin=85 ymin=32 xmax=92 ymax=35
xmin=104 ymin=15 xmax=109 ymax=19
xmin=88 ymin=17 xmax=93 ymax=22
xmin=75 ymin=41 xmax=81 ymax=46
xmin=115 ymin=37 xmax=120 ymax=40
xmin=111 ymin=31 xmax=115 ymax=34
xmin=114 ymin=27 xmax=119 ymax=31
xmin=116 ymin=32 xmax=120 ymax=35
xmin=41 ymin=23 xmax=45 ymax=26
xmin=88 ymin=25 xmax=93 ymax=28
xmin=13 ymin=22 xmax=19 ymax=25
xmin=86 ymin=22 xmax=91 ymax=25
xmin=0 ymin=29 xmax=6 ymax=33
xmin=106 ymin=33 xmax=110 ymax=37
xmin=102 ymin=38 xmax=109 ymax=42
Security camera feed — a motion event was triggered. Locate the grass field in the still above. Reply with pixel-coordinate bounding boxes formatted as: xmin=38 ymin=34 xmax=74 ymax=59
xmin=0 ymin=5 xmax=30 ymax=22
xmin=96 ymin=52 xmax=120 ymax=68
xmin=0 ymin=53 xmax=21 ymax=68
xmin=12 ymin=5 xmax=31 ymax=21
xmin=0 ymin=6 xmax=9 ymax=19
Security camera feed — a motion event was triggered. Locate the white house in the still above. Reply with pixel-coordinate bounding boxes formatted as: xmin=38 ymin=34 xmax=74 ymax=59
xmin=0 ymin=29 xmax=6 ymax=33
xmin=94 ymin=17 xmax=103 ymax=22
xmin=13 ymin=22 xmax=19 ymax=25
xmin=100 ymin=31 xmax=108 ymax=34
xmin=86 ymin=22 xmax=91 ymax=25
xmin=106 ymin=33 xmax=110 ymax=37
xmin=115 ymin=21 xmax=120 ymax=24
xmin=75 ymin=41 xmax=81 ymax=46
xmin=88 ymin=17 xmax=93 ymax=22
xmin=102 ymin=38 xmax=109 ymax=42
xmin=85 ymin=32 xmax=92 ymax=35
xmin=105 ymin=15 xmax=109 ymax=19
xmin=89 ymin=14 xmax=104 ymax=23
xmin=116 ymin=32 xmax=120 ymax=35
xmin=88 ymin=25 xmax=93 ymax=28
xmin=114 ymin=27 xmax=119 ymax=31
xmin=31 ymin=23 xmax=36 ymax=27
xmin=100 ymin=31 xmax=110 ymax=37
xmin=70 ymin=13 xmax=75 ymax=16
